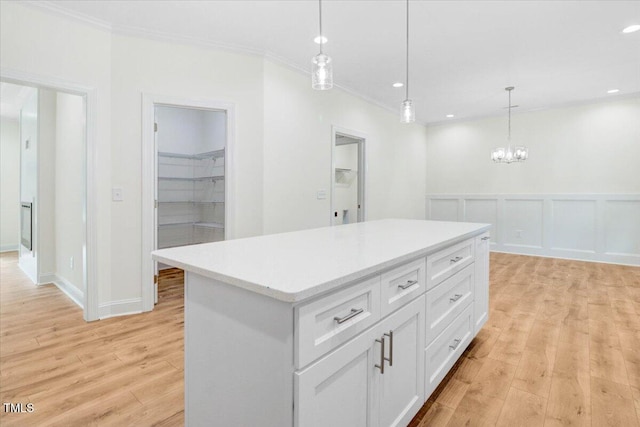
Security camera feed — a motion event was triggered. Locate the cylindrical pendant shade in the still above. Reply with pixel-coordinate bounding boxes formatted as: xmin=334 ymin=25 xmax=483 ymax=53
xmin=312 ymin=53 xmax=333 ymax=90
xmin=401 ymin=99 xmax=415 ymax=123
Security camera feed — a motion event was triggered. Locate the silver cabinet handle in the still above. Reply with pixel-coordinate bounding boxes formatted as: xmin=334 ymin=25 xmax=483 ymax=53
xmin=481 ymin=236 xmax=490 ymax=241
xmin=375 ymin=337 xmax=385 ymax=374
xmin=449 ymin=293 xmax=463 ymax=303
xmin=398 ymin=280 xmax=418 ymax=290
xmin=384 ymin=331 xmax=393 ymax=367
xmin=449 ymin=338 xmax=462 ymax=350
xmin=450 ymin=256 xmax=463 ymax=264
xmin=334 ymin=308 xmax=364 ymax=324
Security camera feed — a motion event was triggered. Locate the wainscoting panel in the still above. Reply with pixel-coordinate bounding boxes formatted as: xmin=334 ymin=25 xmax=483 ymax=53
xmin=551 ymin=199 xmax=596 ymax=253
xmin=426 ymin=194 xmax=640 ymax=266
xmin=430 ymin=198 xmax=459 ymax=221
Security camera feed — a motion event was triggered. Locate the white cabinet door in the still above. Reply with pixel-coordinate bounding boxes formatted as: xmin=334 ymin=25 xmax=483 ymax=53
xmin=474 ymin=232 xmax=490 ymax=334
xmin=378 ymin=295 xmax=425 ymax=427
xmin=295 ymin=325 xmax=379 ymax=427
xmin=296 ymin=295 xmax=425 ymax=427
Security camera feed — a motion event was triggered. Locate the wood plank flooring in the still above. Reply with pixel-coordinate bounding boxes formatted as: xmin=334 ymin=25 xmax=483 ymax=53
xmin=1 ymin=251 xmax=639 ymax=426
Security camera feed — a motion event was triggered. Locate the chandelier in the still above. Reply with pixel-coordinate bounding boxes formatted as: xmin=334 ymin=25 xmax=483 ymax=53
xmin=491 ymin=87 xmax=528 ymax=163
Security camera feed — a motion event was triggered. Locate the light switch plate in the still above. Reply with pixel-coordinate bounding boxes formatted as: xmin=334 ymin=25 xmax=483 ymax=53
xmin=317 ymin=189 xmax=327 ymax=200
xmin=112 ymin=188 xmax=123 ymax=201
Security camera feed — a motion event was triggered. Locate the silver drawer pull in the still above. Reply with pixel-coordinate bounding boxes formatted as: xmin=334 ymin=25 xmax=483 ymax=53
xmin=449 ymin=338 xmax=462 ymax=350
xmin=450 ymin=256 xmax=463 ymax=264
xmin=449 ymin=293 xmax=463 ymax=303
xmin=398 ymin=280 xmax=418 ymax=290
xmin=384 ymin=331 xmax=393 ymax=366
xmin=481 ymin=236 xmax=490 ymax=241
xmin=375 ymin=337 xmax=385 ymax=374
xmin=334 ymin=308 xmax=364 ymax=324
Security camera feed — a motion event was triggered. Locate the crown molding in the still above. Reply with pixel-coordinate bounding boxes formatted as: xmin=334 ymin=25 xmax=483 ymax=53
xmin=23 ymin=0 xmax=112 ymax=31
xmin=426 ymin=91 xmax=640 ymax=127
xmin=22 ymin=0 xmax=410 ymax=125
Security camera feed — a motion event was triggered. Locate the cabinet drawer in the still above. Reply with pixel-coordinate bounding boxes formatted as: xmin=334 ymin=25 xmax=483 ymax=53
xmin=380 ymin=257 xmax=426 ymax=317
xmin=424 ymin=305 xmax=473 ymax=399
xmin=425 ymin=264 xmax=474 ymax=344
xmin=295 ymin=276 xmax=381 ymax=368
xmin=426 ymin=238 xmax=474 ymax=289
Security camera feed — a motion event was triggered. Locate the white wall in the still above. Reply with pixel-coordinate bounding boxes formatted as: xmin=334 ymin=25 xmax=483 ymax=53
xmin=0 ymin=117 xmax=20 ymax=252
xmin=18 ymin=90 xmax=38 ymax=282
xmin=2 ymin=3 xmax=427 ymax=318
xmin=55 ymin=92 xmax=85 ymax=293
xmin=108 ymin=33 xmax=265 ymax=310
xmin=425 ymin=97 xmax=640 ymax=194
xmin=1 ymin=1 xmax=112 ymax=318
xmin=262 ymin=60 xmax=427 ymax=235
xmin=425 ymin=96 xmax=640 ymax=265
xmin=38 ymin=88 xmax=57 ymax=281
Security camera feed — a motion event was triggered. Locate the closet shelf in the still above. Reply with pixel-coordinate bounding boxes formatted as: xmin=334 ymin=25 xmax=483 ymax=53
xmin=158 ymin=148 xmax=225 ymax=160
xmin=158 ymin=201 xmax=224 ymax=205
xmin=158 ymin=175 xmax=225 ymax=182
xmin=159 ymin=221 xmax=225 ymax=229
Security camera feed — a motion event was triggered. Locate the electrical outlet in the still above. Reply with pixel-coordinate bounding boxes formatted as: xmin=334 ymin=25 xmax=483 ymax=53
xmin=112 ymin=188 xmax=123 ymax=201
xmin=70 ymin=256 xmax=74 ymax=270
xmin=516 ymin=229 xmax=523 ymax=238
xmin=317 ymin=189 xmax=327 ymax=200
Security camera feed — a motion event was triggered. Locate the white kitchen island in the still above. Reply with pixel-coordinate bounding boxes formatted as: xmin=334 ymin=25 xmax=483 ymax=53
xmin=152 ymin=219 xmax=491 ymax=427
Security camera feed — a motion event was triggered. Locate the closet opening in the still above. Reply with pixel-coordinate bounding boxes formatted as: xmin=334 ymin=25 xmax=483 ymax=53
xmin=142 ymin=96 xmax=234 ymax=312
xmin=331 ymin=127 xmax=366 ymax=226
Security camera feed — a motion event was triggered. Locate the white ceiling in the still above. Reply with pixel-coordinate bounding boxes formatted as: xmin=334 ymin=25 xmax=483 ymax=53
xmin=33 ymin=0 xmax=640 ymax=124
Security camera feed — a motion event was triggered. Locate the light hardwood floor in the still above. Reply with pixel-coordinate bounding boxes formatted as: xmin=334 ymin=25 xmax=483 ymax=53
xmin=1 ymin=251 xmax=639 ymax=426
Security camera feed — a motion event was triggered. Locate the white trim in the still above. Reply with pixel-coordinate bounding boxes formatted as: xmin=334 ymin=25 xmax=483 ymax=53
xmin=142 ymin=94 xmax=236 ymax=313
xmin=99 ymin=298 xmax=142 ymax=320
xmin=39 ymin=273 xmax=84 ymax=309
xmin=0 ymin=245 xmax=19 ymax=253
xmin=1 ymin=67 xmax=99 ymax=321
xmin=330 ymin=126 xmax=368 ymax=226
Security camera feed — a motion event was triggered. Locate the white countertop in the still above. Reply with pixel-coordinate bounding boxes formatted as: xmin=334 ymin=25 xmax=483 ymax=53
xmin=152 ymin=219 xmax=490 ymax=303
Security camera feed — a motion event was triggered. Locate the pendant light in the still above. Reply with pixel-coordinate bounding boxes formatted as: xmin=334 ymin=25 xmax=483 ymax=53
xmin=312 ymin=0 xmax=333 ymax=90
xmin=400 ymin=0 xmax=415 ymax=123
xmin=491 ymin=87 xmax=528 ymax=163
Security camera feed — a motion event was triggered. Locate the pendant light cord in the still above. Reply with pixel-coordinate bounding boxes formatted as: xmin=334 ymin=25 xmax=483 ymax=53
xmin=319 ymin=0 xmax=323 ymax=54
xmin=405 ymin=0 xmax=409 ymax=100
xmin=508 ymin=88 xmax=511 ymax=142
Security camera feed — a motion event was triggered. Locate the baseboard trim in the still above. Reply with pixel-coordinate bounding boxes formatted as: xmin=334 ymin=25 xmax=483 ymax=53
xmin=98 ymin=298 xmax=142 ymax=320
xmin=490 ymin=249 xmax=640 ymax=267
xmin=53 ymin=275 xmax=84 ymax=309
xmin=0 ymin=245 xmax=18 ymax=253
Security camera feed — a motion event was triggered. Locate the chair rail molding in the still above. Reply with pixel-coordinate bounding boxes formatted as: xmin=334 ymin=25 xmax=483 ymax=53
xmin=426 ymin=193 xmax=640 ymax=266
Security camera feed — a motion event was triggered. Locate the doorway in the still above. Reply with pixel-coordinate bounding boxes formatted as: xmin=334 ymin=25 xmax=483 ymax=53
xmin=0 ymin=75 xmax=96 ymax=321
xmin=141 ymin=95 xmax=235 ymax=312
xmin=331 ymin=127 xmax=366 ymax=226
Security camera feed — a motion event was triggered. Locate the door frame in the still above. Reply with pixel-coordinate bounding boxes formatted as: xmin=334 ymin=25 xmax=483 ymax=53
xmin=1 ymin=67 xmax=99 ymax=321
xmin=141 ymin=94 xmax=236 ymax=312
xmin=330 ymin=125 xmax=367 ymax=226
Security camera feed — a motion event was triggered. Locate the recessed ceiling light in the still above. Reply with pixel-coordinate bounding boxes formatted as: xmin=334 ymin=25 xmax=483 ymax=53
xmin=392 ymin=82 xmax=404 ymax=88
xmin=314 ymin=35 xmax=328 ymax=44
xmin=622 ymin=24 xmax=640 ymax=34
xmin=607 ymin=89 xmax=620 ymax=94
xmin=446 ymin=114 xmax=454 ymax=118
